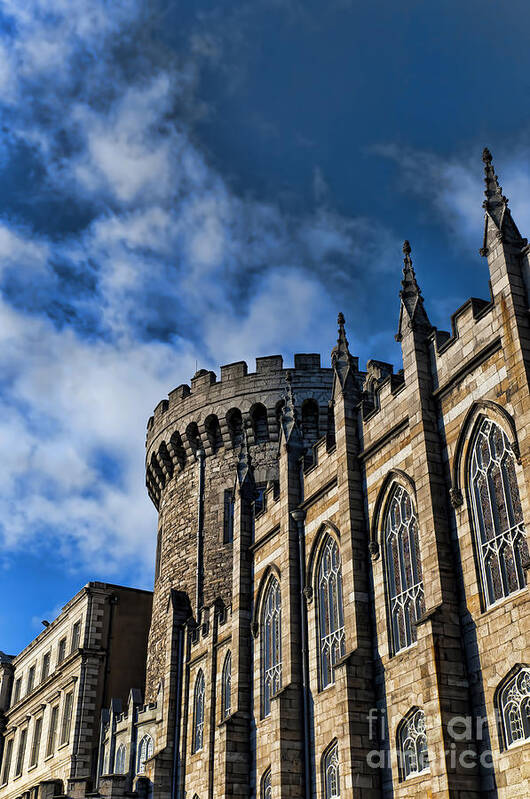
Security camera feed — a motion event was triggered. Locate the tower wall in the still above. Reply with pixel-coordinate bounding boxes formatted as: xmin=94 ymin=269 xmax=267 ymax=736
xmin=144 ymin=355 xmax=333 ymax=701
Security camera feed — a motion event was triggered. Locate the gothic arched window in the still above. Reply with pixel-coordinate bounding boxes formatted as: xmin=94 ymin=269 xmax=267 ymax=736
xmin=499 ymin=666 xmax=530 ymax=748
xmin=323 ymin=741 xmax=340 ymax=799
xmin=261 ymin=767 xmax=272 ymax=799
xmin=469 ymin=418 xmax=529 ymax=607
xmin=251 ymin=404 xmax=269 ymax=443
xmin=192 ymin=670 xmax=205 ymax=753
xmin=136 ymin=735 xmax=153 ymax=774
xmin=115 ymin=744 xmax=126 ymax=774
xmin=397 ymin=708 xmax=429 ymax=780
xmin=317 ymin=535 xmax=345 ymax=689
xmin=261 ymin=577 xmax=282 ymax=718
xmin=384 ymin=485 xmax=425 ymax=653
xmin=221 ymin=651 xmax=231 ymax=720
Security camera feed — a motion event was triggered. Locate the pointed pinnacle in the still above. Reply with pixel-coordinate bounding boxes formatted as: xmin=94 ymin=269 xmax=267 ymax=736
xmin=399 ymin=240 xmax=431 ymax=332
xmin=482 ymin=146 xmax=507 ymax=207
xmin=280 ymin=371 xmax=304 ymax=449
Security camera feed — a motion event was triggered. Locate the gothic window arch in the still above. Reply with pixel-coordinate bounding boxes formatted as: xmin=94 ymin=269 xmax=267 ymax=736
xmin=136 ymin=735 xmax=153 ymax=774
xmin=397 ymin=708 xmax=429 ymax=780
xmin=261 ymin=767 xmax=272 ymax=799
xmin=316 ymin=534 xmax=345 ymax=689
xmin=115 ymin=744 xmax=126 ymax=774
xmin=384 ymin=484 xmax=425 ymax=654
xmin=261 ymin=576 xmax=282 ymax=718
xmin=251 ymin=403 xmax=269 ymax=443
xmin=301 ymin=399 xmax=319 ymax=447
xmin=498 ymin=666 xmax=530 ymax=748
xmin=322 ymin=740 xmax=340 ymax=799
xmin=468 ymin=418 xmax=529 ymax=607
xmin=221 ymin=651 xmax=231 ymax=720
xmin=192 ymin=670 xmax=205 ymax=753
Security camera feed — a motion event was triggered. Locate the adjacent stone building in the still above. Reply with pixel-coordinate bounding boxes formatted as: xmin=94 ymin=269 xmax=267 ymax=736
xmin=2 ymin=149 xmax=530 ymax=799
xmin=0 ymin=583 xmax=152 ymax=799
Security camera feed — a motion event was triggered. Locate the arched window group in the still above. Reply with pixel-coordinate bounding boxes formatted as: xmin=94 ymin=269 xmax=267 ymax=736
xmin=397 ymin=708 xmax=429 ymax=780
xmin=469 ymin=418 xmax=529 ymax=607
xmin=317 ymin=536 xmax=345 ymax=689
xmin=261 ymin=577 xmax=282 ymax=718
xmin=323 ymin=740 xmax=340 ymax=798
xmin=192 ymin=670 xmax=205 ymax=753
xmin=384 ymin=484 xmax=425 ymax=654
xmin=136 ymin=734 xmax=153 ymax=775
xmin=499 ymin=665 xmax=530 ymax=748
xmin=115 ymin=743 xmax=126 ymax=774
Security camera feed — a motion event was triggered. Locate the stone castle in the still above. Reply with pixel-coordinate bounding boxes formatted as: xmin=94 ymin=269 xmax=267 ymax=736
xmin=1 ymin=149 xmax=529 ymax=799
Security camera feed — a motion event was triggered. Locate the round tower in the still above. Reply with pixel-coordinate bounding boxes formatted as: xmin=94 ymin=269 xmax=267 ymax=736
xmin=144 ymin=353 xmax=333 ymax=700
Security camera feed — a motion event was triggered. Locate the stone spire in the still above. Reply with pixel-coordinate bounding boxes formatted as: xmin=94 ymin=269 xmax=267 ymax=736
xmin=481 ymin=147 xmax=524 ymax=253
xmin=331 ymin=313 xmax=357 ymax=392
xmin=280 ymin=371 xmax=305 ymax=452
xmin=396 ymin=240 xmax=432 ymax=341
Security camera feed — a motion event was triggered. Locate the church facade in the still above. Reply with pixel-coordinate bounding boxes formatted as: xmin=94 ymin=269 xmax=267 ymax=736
xmin=2 ymin=149 xmax=530 ymax=799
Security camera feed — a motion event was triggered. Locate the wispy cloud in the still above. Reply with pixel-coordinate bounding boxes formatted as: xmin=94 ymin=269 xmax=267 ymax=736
xmin=0 ymin=0 xmax=400 ymax=582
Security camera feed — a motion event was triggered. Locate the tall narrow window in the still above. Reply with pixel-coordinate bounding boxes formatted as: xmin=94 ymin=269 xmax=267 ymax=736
xmin=317 ymin=535 xmax=346 ymax=689
xmin=46 ymin=705 xmax=59 ymax=757
xmin=384 ymin=485 xmax=425 ymax=653
xmin=261 ymin=577 xmax=282 ymax=718
xmin=251 ymin=404 xmax=269 ymax=443
xmin=30 ymin=716 xmax=43 ymax=767
xmin=136 ymin=735 xmax=153 ymax=774
xmin=221 ymin=651 xmax=231 ymax=720
xmin=13 ymin=678 xmax=21 ymax=704
xmin=57 ymin=638 xmax=67 ymax=664
xmin=115 ymin=744 xmax=126 ymax=774
xmin=60 ymin=691 xmax=74 ymax=745
xmin=261 ymin=767 xmax=272 ymax=799
xmin=15 ymin=727 xmax=28 ymax=776
xmin=71 ymin=621 xmax=81 ymax=652
xmin=398 ymin=709 xmax=429 ymax=780
xmin=223 ymin=490 xmax=234 ymax=544
xmin=27 ymin=665 xmax=36 ymax=694
xmin=1 ymin=737 xmax=14 ymax=784
xmin=323 ymin=741 xmax=340 ymax=799
xmin=469 ymin=418 xmax=529 ymax=607
xmin=192 ymin=670 xmax=205 ymax=753
xmin=41 ymin=652 xmax=50 ymax=682
xmin=499 ymin=666 xmax=530 ymax=747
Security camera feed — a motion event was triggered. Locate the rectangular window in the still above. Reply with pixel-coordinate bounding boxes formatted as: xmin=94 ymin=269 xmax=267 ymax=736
xmin=27 ymin=665 xmax=36 ymax=694
xmin=46 ymin=705 xmax=59 ymax=757
xmin=154 ymin=529 xmax=162 ymax=580
xmin=13 ymin=678 xmax=22 ymax=705
xmin=41 ymin=652 xmax=51 ymax=682
xmin=1 ymin=737 xmax=14 ymax=784
xmin=57 ymin=638 xmax=67 ymax=664
xmin=15 ymin=727 xmax=28 ymax=776
xmin=29 ymin=717 xmax=43 ymax=767
xmin=71 ymin=622 xmax=81 ymax=653
xmin=60 ymin=692 xmax=74 ymax=746
xmin=223 ymin=489 xmax=234 ymax=544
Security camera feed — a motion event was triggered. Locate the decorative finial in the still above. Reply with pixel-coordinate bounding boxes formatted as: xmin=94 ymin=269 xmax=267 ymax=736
xmin=331 ymin=311 xmax=357 ymax=392
xmin=280 ymin=370 xmax=304 ymax=451
xmin=337 ymin=312 xmax=345 ymax=326
xmin=397 ymin=240 xmax=431 ymax=339
xmin=480 ymin=146 xmax=523 ymax=249
xmin=402 ymin=240 xmax=411 ymax=256
xmin=482 ymin=147 xmax=492 ymax=165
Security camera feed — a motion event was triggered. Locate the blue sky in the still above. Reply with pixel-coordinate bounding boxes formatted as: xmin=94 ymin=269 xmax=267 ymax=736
xmin=1 ymin=0 xmax=530 ymax=654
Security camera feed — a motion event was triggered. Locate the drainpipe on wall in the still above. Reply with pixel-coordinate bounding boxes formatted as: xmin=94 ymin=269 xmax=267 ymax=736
xmin=291 ymin=508 xmax=313 ymax=799
xmin=170 ymin=591 xmax=191 ymax=799
xmin=196 ymin=448 xmax=206 ymax=619
xmin=74 ymin=587 xmax=93 ymax=783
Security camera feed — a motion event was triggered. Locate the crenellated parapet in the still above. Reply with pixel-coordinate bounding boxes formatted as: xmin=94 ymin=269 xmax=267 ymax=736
xmin=145 ymin=354 xmax=333 ymax=508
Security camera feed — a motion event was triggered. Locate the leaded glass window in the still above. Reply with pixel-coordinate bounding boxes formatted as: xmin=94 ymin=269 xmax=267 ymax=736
xmin=499 ymin=666 xmax=530 ymax=747
xmin=192 ymin=670 xmax=205 ymax=752
xmin=385 ymin=485 xmax=425 ymax=653
xmin=136 ymin=735 xmax=153 ymax=774
xmin=317 ymin=536 xmax=346 ymax=689
xmin=261 ymin=577 xmax=282 ymax=718
xmin=115 ymin=744 xmax=126 ymax=774
xmin=261 ymin=767 xmax=272 ymax=799
xmin=469 ymin=419 xmax=529 ymax=607
xmin=323 ymin=741 xmax=340 ymax=798
xmin=398 ymin=709 xmax=429 ymax=780
xmin=221 ymin=651 xmax=231 ymax=720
